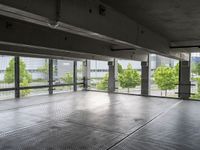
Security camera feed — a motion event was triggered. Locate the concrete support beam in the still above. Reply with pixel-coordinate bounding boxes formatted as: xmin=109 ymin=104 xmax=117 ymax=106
xmin=179 ymin=61 xmax=191 ymax=99
xmin=83 ymin=60 xmax=90 ymax=90
xmin=141 ymin=61 xmax=150 ymax=96
xmin=108 ymin=60 xmax=116 ymax=92
xmin=0 ymin=16 xmax=148 ymax=61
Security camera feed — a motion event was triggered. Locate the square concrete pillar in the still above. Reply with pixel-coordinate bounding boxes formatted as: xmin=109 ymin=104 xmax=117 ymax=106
xmin=141 ymin=61 xmax=149 ymax=96
xmin=73 ymin=61 xmax=77 ymax=91
xmin=108 ymin=60 xmax=116 ymax=92
xmin=179 ymin=61 xmax=191 ymax=99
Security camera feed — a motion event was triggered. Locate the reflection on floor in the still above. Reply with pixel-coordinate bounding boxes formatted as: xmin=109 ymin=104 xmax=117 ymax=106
xmin=0 ymin=91 xmax=199 ymax=150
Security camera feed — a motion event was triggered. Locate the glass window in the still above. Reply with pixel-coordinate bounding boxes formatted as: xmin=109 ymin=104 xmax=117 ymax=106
xmin=19 ymin=57 xmax=49 ymax=97
xmin=190 ymin=53 xmax=200 ymax=100
xmin=77 ymin=61 xmax=84 ymax=90
xmin=149 ymin=54 xmax=179 ymax=97
xmin=116 ymin=59 xmax=141 ymax=94
xmin=53 ymin=59 xmax=74 ymax=93
xmin=89 ymin=60 xmax=108 ymax=91
xmin=0 ymin=55 xmax=15 ymax=88
xmin=0 ymin=55 xmax=15 ymax=100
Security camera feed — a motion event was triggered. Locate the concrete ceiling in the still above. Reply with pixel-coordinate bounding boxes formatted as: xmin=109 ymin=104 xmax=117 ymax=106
xmin=0 ymin=0 xmax=191 ymax=60
xmin=101 ymin=0 xmax=200 ymax=43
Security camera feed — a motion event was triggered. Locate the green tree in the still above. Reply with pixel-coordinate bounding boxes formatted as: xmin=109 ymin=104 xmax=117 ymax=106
xmin=191 ymin=62 xmax=198 ymax=75
xmin=174 ymin=63 xmax=179 ymax=83
xmin=61 ymin=73 xmax=73 ymax=84
xmin=4 ymin=58 xmax=32 ymax=96
xmin=4 ymin=58 xmax=15 ymax=84
xmin=191 ymin=62 xmax=200 ymax=76
xmin=60 ymin=73 xmax=73 ymax=90
xmin=153 ymin=66 xmax=178 ymax=96
xmin=196 ymin=63 xmax=200 ymax=75
xmin=118 ymin=63 xmax=123 ymax=74
xmin=96 ymin=73 xmax=108 ymax=90
xmin=118 ymin=64 xmax=141 ymax=93
xmin=4 ymin=58 xmax=32 ymax=83
xmin=20 ymin=78 xmax=31 ymax=97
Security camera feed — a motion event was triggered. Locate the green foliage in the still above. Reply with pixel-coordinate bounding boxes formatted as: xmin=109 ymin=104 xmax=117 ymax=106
xmin=96 ymin=73 xmax=108 ymax=90
xmin=19 ymin=60 xmax=32 ymax=83
xmin=191 ymin=62 xmax=200 ymax=75
xmin=153 ymin=65 xmax=178 ymax=96
xmin=61 ymin=73 xmax=73 ymax=84
xmin=118 ymin=64 xmax=141 ymax=92
xmin=37 ymin=62 xmax=48 ymax=75
xmin=4 ymin=58 xmax=32 ymax=83
xmin=196 ymin=63 xmax=200 ymax=75
xmin=20 ymin=78 xmax=31 ymax=97
xmin=4 ymin=58 xmax=32 ymax=97
xmin=4 ymin=58 xmax=15 ymax=84
xmin=191 ymin=63 xmax=197 ymax=74
xmin=37 ymin=61 xmax=52 ymax=80
xmin=95 ymin=63 xmax=124 ymax=91
xmin=118 ymin=63 xmax=123 ymax=74
xmin=191 ymin=63 xmax=200 ymax=99
xmin=77 ymin=64 xmax=83 ymax=73
xmin=174 ymin=63 xmax=179 ymax=83
xmin=191 ymin=77 xmax=200 ymax=99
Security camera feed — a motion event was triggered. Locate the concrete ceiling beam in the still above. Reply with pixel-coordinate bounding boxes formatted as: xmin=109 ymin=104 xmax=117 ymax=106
xmin=0 ymin=16 xmax=148 ymax=61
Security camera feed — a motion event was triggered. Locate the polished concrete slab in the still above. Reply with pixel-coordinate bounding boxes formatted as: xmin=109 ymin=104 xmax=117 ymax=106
xmin=0 ymin=91 xmax=199 ymax=149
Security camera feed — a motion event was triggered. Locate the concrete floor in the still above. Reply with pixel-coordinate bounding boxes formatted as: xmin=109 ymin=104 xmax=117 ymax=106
xmin=0 ymin=91 xmax=199 ymax=150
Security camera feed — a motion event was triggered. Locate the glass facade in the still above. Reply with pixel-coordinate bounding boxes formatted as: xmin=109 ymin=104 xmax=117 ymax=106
xmin=0 ymin=55 xmax=15 ymax=100
xmin=77 ymin=61 xmax=84 ymax=90
xmin=1 ymin=53 xmax=198 ymax=101
xmin=0 ymin=55 xmax=15 ymax=89
xmin=53 ymin=59 xmax=74 ymax=93
xmin=19 ymin=57 xmax=49 ymax=97
xmin=89 ymin=60 xmax=108 ymax=91
xmin=190 ymin=53 xmax=200 ymax=100
xmin=0 ymin=55 xmax=84 ymax=100
xmin=116 ymin=59 xmax=141 ymax=94
xmin=149 ymin=54 xmax=179 ymax=97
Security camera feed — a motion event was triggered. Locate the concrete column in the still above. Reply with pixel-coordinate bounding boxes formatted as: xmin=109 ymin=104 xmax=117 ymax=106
xmin=15 ymin=56 xmax=20 ymax=98
xmin=48 ymin=58 xmax=53 ymax=95
xmin=73 ymin=61 xmax=77 ymax=91
xmin=108 ymin=60 xmax=116 ymax=93
xmin=114 ymin=59 xmax=118 ymax=86
xmin=83 ymin=60 xmax=90 ymax=90
xmin=141 ymin=61 xmax=149 ymax=96
xmin=179 ymin=61 xmax=191 ymax=99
